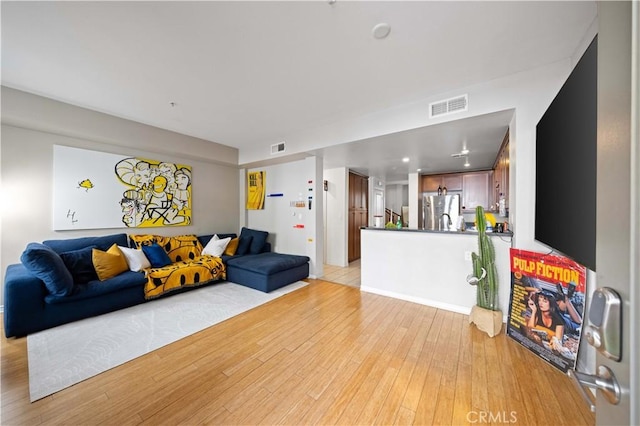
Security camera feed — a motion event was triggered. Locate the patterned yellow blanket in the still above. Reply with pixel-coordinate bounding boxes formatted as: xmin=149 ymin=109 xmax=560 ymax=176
xmin=143 ymin=255 xmax=225 ymax=300
xmin=130 ymin=234 xmax=226 ymax=300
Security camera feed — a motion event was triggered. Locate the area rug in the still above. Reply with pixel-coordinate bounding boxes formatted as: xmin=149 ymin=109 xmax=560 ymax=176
xmin=27 ymin=281 xmax=307 ymax=402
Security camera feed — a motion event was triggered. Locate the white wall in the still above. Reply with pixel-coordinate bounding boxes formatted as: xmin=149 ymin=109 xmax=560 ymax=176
xmin=1 ymin=87 xmax=240 ymax=305
xmin=384 ymin=183 xmax=406 ymax=216
xmin=244 ymin=157 xmax=323 ymax=278
xmin=368 ymin=176 xmax=385 ymax=227
xmin=323 ymin=167 xmax=348 ymax=267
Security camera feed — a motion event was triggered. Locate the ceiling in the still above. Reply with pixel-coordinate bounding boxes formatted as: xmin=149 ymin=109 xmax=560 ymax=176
xmin=313 ymin=109 xmax=513 ymax=182
xmin=1 ymin=1 xmax=596 ymax=181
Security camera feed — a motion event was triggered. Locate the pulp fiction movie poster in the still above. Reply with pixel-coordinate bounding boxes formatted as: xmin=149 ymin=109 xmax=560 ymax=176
xmin=506 ymin=248 xmax=586 ymax=372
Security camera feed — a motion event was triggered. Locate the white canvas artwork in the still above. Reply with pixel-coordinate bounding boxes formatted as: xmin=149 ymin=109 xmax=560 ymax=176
xmin=53 ymin=145 xmax=192 ymax=230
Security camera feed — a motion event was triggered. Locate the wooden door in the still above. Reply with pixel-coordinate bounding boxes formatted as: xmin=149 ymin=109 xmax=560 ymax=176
xmin=348 ymin=172 xmax=368 ymax=262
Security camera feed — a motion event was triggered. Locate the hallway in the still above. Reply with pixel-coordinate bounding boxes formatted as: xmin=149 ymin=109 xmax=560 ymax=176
xmin=322 ymin=259 xmax=361 ymax=288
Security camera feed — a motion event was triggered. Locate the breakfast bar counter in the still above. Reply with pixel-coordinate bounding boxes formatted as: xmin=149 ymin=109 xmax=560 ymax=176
xmin=360 ymin=227 xmax=513 ymax=316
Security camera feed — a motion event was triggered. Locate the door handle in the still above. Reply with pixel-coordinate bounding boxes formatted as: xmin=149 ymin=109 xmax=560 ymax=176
xmin=568 ymin=365 xmax=621 ymax=412
xmin=585 ymin=287 xmax=622 ymax=361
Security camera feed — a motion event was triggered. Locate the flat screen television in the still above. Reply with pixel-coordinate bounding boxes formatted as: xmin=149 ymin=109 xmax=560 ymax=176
xmin=535 ymin=35 xmax=597 ymax=271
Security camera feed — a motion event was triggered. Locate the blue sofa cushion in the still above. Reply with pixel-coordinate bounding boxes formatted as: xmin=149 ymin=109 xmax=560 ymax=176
xmin=226 ymin=252 xmax=310 ymax=275
xmin=142 ymin=243 xmax=172 ymax=268
xmin=236 ymin=235 xmax=252 ymax=256
xmin=240 ymin=227 xmax=269 ymax=254
xmin=44 ymin=233 xmax=129 ymax=254
xmin=20 ymin=243 xmax=74 ymax=297
xmin=45 ymin=271 xmax=146 ymax=304
xmin=59 ymin=245 xmax=98 ymax=284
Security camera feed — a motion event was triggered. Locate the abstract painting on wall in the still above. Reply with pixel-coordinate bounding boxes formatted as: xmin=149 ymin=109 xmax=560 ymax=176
xmin=53 ymin=145 xmax=192 ymax=230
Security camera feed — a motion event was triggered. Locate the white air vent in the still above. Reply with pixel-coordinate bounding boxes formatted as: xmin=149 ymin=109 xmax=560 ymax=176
xmin=429 ymin=94 xmax=468 ymax=118
xmin=271 ymin=142 xmax=286 ymax=155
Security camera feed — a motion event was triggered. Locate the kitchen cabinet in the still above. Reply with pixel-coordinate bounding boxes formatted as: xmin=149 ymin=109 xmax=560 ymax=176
xmin=462 ymin=172 xmax=490 ymax=211
xmin=443 ymin=174 xmax=463 ymax=191
xmin=421 ymin=173 xmax=462 ymax=192
xmin=422 ymin=170 xmax=493 ymax=211
xmin=492 ymin=131 xmax=510 ymax=210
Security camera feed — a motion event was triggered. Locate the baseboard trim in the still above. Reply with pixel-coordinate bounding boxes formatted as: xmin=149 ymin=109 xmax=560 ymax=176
xmin=360 ymin=286 xmax=509 ymax=322
xmin=360 ymin=286 xmax=471 ymax=315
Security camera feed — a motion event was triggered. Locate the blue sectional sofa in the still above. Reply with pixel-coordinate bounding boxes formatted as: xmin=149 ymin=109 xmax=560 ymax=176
xmin=4 ymin=228 xmax=309 ymax=337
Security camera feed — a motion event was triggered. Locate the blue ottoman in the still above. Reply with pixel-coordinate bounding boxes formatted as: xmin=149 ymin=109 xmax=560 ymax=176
xmin=226 ymin=252 xmax=310 ymax=292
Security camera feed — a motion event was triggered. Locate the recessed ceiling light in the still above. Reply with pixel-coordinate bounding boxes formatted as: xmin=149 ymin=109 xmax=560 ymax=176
xmin=464 ymin=157 xmax=471 ymax=167
xmin=372 ymin=23 xmax=391 ymax=39
xmin=417 ymin=168 xmax=422 ymax=172
xmin=460 ymin=148 xmax=469 ymax=155
xmin=402 ymin=157 xmax=410 ymax=163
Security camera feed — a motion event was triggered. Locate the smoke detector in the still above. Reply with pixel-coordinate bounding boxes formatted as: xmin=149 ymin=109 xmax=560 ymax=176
xmin=372 ymin=23 xmax=391 ymax=39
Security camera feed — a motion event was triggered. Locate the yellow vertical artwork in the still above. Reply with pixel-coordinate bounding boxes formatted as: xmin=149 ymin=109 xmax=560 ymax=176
xmin=246 ymin=171 xmax=265 ymax=210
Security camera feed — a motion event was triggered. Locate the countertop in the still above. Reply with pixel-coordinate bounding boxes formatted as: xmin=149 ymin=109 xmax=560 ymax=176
xmin=361 ymin=226 xmax=513 ymax=237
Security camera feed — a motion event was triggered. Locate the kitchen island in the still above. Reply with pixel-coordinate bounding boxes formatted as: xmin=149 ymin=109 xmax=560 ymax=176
xmin=360 ymin=227 xmax=513 ymax=318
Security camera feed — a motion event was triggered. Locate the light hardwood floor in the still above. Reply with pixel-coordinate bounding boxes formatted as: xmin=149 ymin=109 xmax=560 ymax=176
xmin=1 ymin=280 xmax=594 ymax=425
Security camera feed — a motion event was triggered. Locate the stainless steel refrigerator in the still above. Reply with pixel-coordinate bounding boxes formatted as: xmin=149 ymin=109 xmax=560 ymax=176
xmin=421 ymin=194 xmax=461 ymax=231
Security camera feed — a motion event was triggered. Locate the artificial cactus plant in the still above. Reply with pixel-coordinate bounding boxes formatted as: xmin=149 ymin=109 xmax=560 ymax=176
xmin=468 ymin=206 xmax=499 ymax=311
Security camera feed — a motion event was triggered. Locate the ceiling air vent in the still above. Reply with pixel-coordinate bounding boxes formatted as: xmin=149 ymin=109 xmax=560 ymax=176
xmin=429 ymin=94 xmax=468 ymax=118
xmin=271 ymin=142 xmax=286 ymax=155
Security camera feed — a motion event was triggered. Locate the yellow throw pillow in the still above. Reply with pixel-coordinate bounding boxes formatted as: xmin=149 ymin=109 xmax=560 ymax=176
xmin=92 ymin=244 xmax=129 ymax=281
xmin=224 ymin=237 xmax=239 ymax=256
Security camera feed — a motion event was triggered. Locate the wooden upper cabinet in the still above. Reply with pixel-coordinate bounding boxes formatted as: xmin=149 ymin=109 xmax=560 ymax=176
xmin=462 ymin=172 xmax=490 ymax=211
xmin=421 ymin=170 xmax=493 ymax=210
xmin=421 ymin=173 xmax=462 ymax=192
xmin=422 ymin=175 xmax=443 ymax=192
xmin=442 ymin=174 xmax=463 ymax=191
xmin=360 ymin=179 xmax=368 ymax=209
xmin=348 ymin=171 xmax=368 ymax=210
xmin=492 ymin=131 xmax=510 ymax=209
xmin=349 ymin=172 xmax=368 ymax=209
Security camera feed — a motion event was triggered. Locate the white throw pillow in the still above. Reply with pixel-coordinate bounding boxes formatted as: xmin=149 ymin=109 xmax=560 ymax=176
xmin=118 ymin=246 xmax=151 ymax=272
xmin=202 ymin=234 xmax=232 ymax=257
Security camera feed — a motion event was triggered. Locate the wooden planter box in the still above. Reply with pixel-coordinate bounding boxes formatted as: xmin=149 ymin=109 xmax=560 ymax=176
xmin=469 ymin=305 xmax=503 ymax=337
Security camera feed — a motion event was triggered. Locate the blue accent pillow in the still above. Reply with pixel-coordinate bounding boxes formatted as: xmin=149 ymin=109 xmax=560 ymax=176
xmin=141 ymin=243 xmax=172 ymax=268
xmin=20 ymin=242 xmax=74 ymax=297
xmin=240 ymin=227 xmax=269 ymax=254
xmin=235 ymin=235 xmax=253 ymax=256
xmin=60 ymin=245 xmax=98 ymax=284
